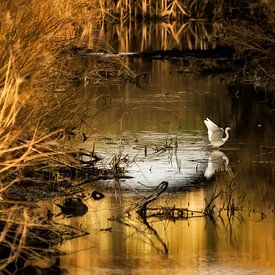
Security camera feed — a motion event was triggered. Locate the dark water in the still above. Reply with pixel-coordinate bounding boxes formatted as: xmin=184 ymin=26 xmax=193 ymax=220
xmin=57 ymin=60 xmax=275 ymax=274
xmin=95 ymin=21 xmax=218 ymax=52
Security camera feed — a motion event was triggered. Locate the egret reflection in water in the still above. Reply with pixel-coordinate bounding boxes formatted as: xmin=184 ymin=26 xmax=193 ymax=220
xmin=204 ymin=149 xmax=229 ymax=180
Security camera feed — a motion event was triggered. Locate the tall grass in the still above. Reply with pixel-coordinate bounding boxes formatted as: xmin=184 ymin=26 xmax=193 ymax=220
xmin=0 ymin=2 xmax=102 ymax=264
xmin=98 ymin=0 xmax=224 ymax=21
xmin=0 ymin=0 xmax=82 ymax=172
xmin=0 ymin=0 xmax=137 ymax=195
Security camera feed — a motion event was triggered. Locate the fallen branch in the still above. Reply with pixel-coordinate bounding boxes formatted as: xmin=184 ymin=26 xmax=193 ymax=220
xmin=136 ymin=181 xmax=168 ymax=218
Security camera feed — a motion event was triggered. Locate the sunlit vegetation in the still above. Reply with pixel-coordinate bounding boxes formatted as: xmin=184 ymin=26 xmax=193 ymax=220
xmin=0 ymin=0 xmax=274 ymax=272
xmin=0 ymin=0 xmax=134 ymax=182
xmin=0 ymin=0 xmax=92 ymax=187
xmin=0 ymin=1 xmax=131 ymax=271
xmin=99 ymin=0 xmax=224 ymax=21
xmin=96 ymin=0 xmax=227 ymax=52
xmin=96 ymin=0 xmax=274 ymax=96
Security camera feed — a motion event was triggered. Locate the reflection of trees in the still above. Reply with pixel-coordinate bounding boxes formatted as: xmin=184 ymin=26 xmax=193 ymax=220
xmin=160 ymin=20 xmax=218 ymax=50
xmin=113 ymin=181 xmax=169 ymax=254
xmin=115 ymin=214 xmax=169 ymax=255
xmin=111 ymin=176 xmax=268 ymax=254
xmin=97 ymin=0 xmax=270 ymax=52
xmin=97 ymin=20 xmax=220 ymax=51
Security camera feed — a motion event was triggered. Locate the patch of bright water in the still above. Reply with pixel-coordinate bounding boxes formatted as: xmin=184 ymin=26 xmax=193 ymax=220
xmin=87 ymin=131 xmax=208 ymax=190
xmin=59 ymin=60 xmax=275 ymax=274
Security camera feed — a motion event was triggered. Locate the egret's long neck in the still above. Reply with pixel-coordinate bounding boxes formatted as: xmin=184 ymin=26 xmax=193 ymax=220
xmin=222 ymin=127 xmax=230 ymax=142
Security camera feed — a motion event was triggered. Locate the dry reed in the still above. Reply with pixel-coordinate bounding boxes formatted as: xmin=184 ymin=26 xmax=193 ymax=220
xmin=97 ymin=0 xmax=225 ymax=21
xmin=0 ymin=0 xmax=134 ymax=186
xmin=0 ymin=10 xmax=90 ymax=247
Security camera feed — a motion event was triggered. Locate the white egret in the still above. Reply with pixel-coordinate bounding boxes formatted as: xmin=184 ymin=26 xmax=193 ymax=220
xmin=204 ymin=118 xmax=231 ymax=148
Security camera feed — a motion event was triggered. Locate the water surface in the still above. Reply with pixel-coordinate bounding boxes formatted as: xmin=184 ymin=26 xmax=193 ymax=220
xmin=59 ymin=60 xmax=275 ymax=274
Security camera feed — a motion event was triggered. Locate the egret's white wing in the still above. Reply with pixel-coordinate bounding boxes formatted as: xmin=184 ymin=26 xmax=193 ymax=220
xmin=204 ymin=118 xmax=223 ymax=143
xmin=204 ymin=118 xmax=219 ymax=130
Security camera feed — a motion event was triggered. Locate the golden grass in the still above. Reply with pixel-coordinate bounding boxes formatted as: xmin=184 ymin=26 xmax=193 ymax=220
xmin=0 ymin=58 xmax=22 ymax=129
xmin=0 ymin=1 xmax=98 ymax=189
xmin=0 ymin=1 xmax=129 ymax=158
xmin=0 ymin=207 xmax=28 ymax=271
xmin=97 ymin=0 xmax=224 ymax=21
xmin=0 ymin=0 xmax=137 ymax=201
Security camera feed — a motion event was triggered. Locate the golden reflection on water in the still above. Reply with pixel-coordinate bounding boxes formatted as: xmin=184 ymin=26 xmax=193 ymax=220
xmin=81 ymin=60 xmax=231 ymax=137
xmin=60 ymin=60 xmax=275 ymax=274
xmin=96 ymin=20 xmax=220 ymax=52
xmin=59 ymin=178 xmax=275 ymax=274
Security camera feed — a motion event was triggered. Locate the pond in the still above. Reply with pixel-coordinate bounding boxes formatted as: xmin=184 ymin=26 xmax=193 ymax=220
xmin=58 ymin=59 xmax=275 ymax=274
xmin=0 ymin=2 xmax=274 ymax=274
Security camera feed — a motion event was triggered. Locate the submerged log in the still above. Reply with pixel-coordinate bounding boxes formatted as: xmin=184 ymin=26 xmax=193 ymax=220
xmin=136 ymin=181 xmax=168 ymax=218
